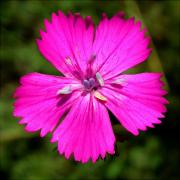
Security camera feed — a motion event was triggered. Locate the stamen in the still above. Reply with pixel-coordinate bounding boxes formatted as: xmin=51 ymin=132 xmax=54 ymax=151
xmin=64 ymin=57 xmax=82 ymax=80
xmin=56 ymin=86 xmax=72 ymax=95
xmin=94 ymin=91 xmax=107 ymax=101
xmin=86 ymin=54 xmax=96 ymax=77
xmin=112 ymin=78 xmax=126 ymax=85
xmin=96 ymin=72 xmax=104 ymax=86
xmin=89 ymin=54 xmax=96 ymax=64
xmin=65 ymin=57 xmax=72 ymax=65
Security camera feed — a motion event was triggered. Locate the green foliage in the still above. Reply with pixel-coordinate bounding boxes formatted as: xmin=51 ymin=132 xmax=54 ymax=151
xmin=0 ymin=0 xmax=179 ymax=179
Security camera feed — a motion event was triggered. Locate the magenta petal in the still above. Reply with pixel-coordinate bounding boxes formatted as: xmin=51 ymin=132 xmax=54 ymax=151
xmin=37 ymin=11 xmax=95 ymax=76
xmin=51 ymin=94 xmax=115 ymax=163
xmin=101 ymin=73 xmax=168 ymax=135
xmin=93 ymin=13 xmax=151 ymax=80
xmin=13 ymin=72 xmax=80 ymax=137
xmin=13 ymin=10 xmax=169 ymax=164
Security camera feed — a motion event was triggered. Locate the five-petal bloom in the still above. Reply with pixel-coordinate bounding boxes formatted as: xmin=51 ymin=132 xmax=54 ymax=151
xmin=13 ymin=11 xmax=168 ymax=163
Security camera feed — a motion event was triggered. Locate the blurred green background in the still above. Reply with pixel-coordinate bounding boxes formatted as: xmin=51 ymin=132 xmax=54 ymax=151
xmin=0 ymin=0 xmax=180 ymax=179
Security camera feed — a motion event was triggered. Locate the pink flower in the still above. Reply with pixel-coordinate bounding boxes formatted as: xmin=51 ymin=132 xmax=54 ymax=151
xmin=13 ymin=11 xmax=168 ymax=163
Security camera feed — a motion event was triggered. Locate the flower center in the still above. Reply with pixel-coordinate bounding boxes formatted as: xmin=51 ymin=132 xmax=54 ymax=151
xmin=83 ymin=77 xmax=96 ymax=91
xmin=82 ymin=72 xmax=105 ymax=92
xmin=57 ymin=55 xmax=107 ymax=101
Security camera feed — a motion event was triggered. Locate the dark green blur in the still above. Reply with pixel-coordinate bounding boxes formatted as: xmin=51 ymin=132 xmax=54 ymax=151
xmin=0 ymin=0 xmax=179 ymax=179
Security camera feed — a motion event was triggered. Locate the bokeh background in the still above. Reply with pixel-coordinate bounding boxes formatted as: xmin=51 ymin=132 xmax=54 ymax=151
xmin=0 ymin=0 xmax=180 ymax=179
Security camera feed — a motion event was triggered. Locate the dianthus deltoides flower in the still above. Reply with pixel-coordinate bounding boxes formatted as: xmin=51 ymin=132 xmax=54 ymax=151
xmin=13 ymin=11 xmax=168 ymax=163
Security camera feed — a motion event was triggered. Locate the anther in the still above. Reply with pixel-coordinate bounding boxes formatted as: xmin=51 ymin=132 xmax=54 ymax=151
xmin=65 ymin=57 xmax=72 ymax=65
xmin=94 ymin=91 xmax=107 ymax=101
xmin=56 ymin=86 xmax=72 ymax=95
xmin=112 ymin=78 xmax=126 ymax=85
xmin=96 ymin=72 xmax=104 ymax=86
